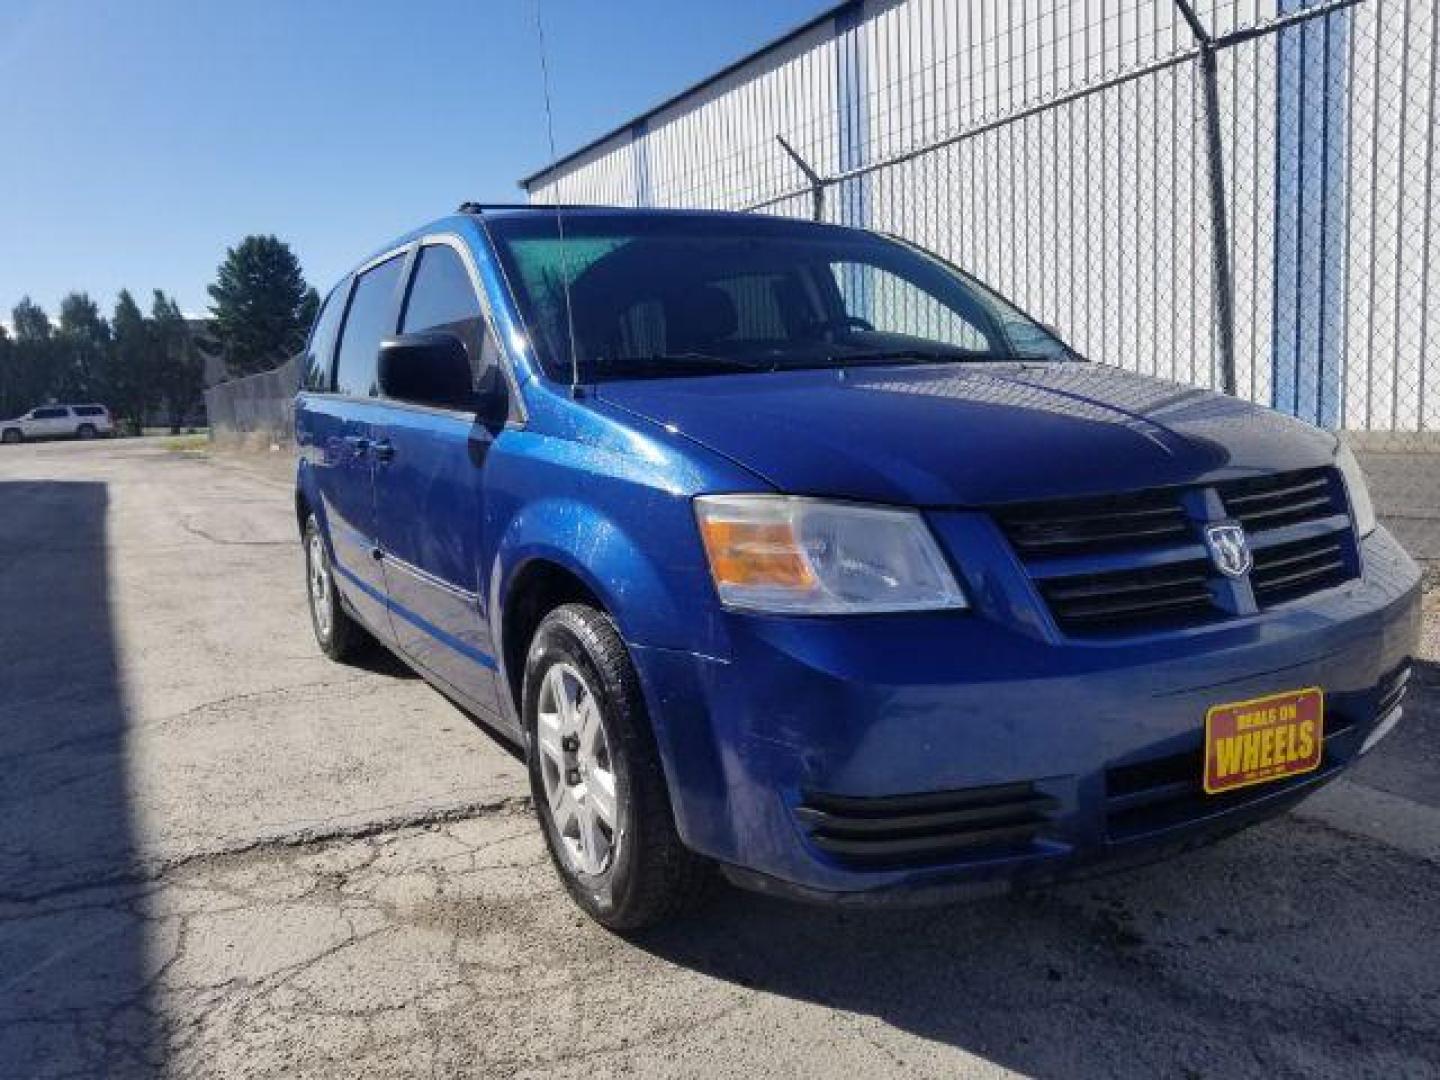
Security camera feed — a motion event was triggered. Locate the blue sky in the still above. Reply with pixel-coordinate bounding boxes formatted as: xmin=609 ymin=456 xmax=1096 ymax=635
xmin=0 ymin=0 xmax=829 ymax=323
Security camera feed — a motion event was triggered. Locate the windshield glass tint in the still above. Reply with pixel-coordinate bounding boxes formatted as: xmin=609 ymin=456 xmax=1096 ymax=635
xmin=486 ymin=214 xmax=1070 ymax=381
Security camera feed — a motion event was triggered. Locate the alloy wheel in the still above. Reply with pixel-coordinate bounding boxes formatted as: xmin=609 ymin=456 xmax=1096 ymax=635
xmin=307 ymin=532 xmax=333 ymax=640
xmin=535 ymin=661 xmax=620 ymax=876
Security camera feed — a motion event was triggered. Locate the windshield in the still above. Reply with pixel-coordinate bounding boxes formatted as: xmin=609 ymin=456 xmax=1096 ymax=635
xmin=486 ymin=212 xmax=1073 ymax=382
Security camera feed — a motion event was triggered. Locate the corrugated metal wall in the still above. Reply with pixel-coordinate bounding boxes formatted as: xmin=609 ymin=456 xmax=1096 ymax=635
xmin=524 ymin=0 xmax=1439 ymax=434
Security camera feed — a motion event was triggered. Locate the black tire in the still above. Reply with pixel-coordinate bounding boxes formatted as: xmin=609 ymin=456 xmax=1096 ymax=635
xmin=76 ymin=424 xmax=97 ymax=440
xmin=1 ymin=428 xmax=21 ymax=445
xmin=523 ymin=603 xmax=710 ymax=931
xmin=303 ymin=514 xmax=367 ymax=662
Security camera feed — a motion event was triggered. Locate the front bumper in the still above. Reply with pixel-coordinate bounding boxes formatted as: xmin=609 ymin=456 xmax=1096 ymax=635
xmin=631 ymin=526 xmax=1422 ymax=901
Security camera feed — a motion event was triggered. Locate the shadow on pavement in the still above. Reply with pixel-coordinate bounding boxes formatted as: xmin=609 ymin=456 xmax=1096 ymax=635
xmin=635 ymin=669 xmax=1440 ymax=1077
xmin=0 ymin=482 xmax=157 ymax=1075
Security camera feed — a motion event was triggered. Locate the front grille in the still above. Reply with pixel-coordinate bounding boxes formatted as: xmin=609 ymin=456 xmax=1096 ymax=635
xmin=994 ymin=467 xmax=1356 ymax=637
xmin=795 ymin=782 xmax=1057 ymax=868
xmin=996 ymin=491 xmax=1189 ymax=558
xmin=1215 ymin=468 xmax=1339 ymax=531
xmin=1250 ymin=532 xmax=1350 ymax=606
xmin=1038 ymin=558 xmax=1218 ymax=632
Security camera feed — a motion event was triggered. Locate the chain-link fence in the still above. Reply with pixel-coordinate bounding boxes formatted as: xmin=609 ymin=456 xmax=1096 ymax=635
xmin=203 ymin=355 xmax=299 ymax=449
xmin=524 ymin=0 xmax=1438 ymax=563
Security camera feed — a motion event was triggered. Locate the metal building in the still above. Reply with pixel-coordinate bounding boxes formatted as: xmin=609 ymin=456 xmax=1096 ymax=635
xmin=521 ymin=0 xmax=1438 ymax=434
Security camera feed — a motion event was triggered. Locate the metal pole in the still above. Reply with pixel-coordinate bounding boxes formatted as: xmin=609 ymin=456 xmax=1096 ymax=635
xmin=1174 ymin=0 xmax=1240 ymax=396
xmin=776 ymin=135 xmax=825 ymax=221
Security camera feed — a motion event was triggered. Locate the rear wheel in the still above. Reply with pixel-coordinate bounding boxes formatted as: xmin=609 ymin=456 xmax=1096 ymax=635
xmin=523 ymin=603 xmax=711 ymax=931
xmin=76 ymin=424 xmax=97 ymax=440
xmin=303 ymin=515 xmax=366 ymax=662
xmin=1 ymin=428 xmax=21 ymax=445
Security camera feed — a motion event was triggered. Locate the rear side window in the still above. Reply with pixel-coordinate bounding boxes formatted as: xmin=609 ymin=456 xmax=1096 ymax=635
xmin=334 ymin=256 xmax=405 ymax=398
xmin=302 ymin=284 xmax=348 ymax=392
xmin=400 ymin=244 xmax=497 ymax=380
xmin=74 ymin=406 xmax=105 ymax=417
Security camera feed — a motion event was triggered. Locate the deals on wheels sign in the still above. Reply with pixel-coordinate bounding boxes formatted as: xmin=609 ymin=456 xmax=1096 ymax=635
xmin=1204 ymin=688 xmax=1324 ymax=794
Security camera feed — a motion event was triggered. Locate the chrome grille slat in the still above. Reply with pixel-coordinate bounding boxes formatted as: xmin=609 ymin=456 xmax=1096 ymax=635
xmin=1222 ymin=475 xmax=1329 ymax=507
xmin=1230 ymin=494 xmax=1334 ymax=527
xmin=1250 ymin=530 xmax=1352 ymax=604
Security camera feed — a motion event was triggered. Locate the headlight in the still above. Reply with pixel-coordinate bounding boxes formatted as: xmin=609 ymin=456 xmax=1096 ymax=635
xmin=1335 ymin=441 xmax=1377 ymax=537
xmin=694 ymin=494 xmax=968 ymax=614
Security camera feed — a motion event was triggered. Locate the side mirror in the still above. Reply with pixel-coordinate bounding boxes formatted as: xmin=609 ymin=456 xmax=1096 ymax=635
xmin=377 ymin=333 xmax=478 ymax=412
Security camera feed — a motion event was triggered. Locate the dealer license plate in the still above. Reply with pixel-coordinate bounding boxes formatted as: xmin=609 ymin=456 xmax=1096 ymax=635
xmin=1203 ymin=688 xmax=1324 ymax=794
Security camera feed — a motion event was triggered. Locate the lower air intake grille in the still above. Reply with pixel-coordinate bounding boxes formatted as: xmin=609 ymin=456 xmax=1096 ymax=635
xmin=796 ymin=782 xmax=1057 ymax=868
xmin=1104 ymin=732 xmax=1348 ymax=841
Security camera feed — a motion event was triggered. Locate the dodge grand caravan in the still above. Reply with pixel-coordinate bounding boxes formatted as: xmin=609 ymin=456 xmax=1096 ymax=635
xmin=294 ymin=205 xmax=1421 ymax=929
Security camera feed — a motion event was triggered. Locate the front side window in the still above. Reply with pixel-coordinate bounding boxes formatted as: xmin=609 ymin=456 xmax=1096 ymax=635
xmin=33 ymin=407 xmax=69 ymax=419
xmin=334 ymin=256 xmax=405 ymax=398
xmin=303 ymin=283 xmax=348 ymax=392
xmin=400 ymin=244 xmax=497 ymax=381
xmin=487 ymin=214 xmax=1071 ymax=382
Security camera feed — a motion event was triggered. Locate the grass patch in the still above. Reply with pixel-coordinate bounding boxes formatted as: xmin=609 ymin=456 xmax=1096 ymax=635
xmin=162 ymin=433 xmax=210 ymax=455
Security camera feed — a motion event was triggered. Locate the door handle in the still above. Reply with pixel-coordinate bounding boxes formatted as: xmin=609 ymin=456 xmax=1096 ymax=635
xmin=343 ymin=435 xmax=371 ymax=457
xmin=371 ymin=439 xmax=395 ymax=463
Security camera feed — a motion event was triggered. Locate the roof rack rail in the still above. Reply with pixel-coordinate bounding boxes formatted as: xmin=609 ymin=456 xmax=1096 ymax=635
xmin=456 ymin=201 xmax=598 ymax=214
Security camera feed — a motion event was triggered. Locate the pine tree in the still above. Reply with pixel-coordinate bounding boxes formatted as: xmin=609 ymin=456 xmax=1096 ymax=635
xmin=207 ymin=236 xmax=316 ymax=376
xmin=150 ymin=290 xmax=205 ymax=432
xmin=106 ymin=290 xmax=156 ymax=432
xmin=9 ymin=297 xmax=56 ymax=412
xmin=57 ymin=292 xmax=111 ymax=402
xmin=0 ymin=323 xmax=15 ymax=418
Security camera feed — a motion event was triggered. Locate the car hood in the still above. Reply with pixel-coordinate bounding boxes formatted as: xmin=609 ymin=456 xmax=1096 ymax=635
xmin=594 ymin=362 xmax=1339 ymax=507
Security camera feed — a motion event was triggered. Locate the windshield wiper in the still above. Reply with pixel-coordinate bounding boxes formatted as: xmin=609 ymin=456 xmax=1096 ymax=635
xmin=604 ymin=352 xmax=772 ymax=374
xmin=830 ymin=347 xmax=1068 ymax=366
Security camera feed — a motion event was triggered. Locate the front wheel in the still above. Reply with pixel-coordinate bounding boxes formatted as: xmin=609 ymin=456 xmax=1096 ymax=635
xmin=303 ymin=515 xmax=366 ymax=662
xmin=523 ymin=603 xmax=710 ymax=931
xmin=1 ymin=428 xmax=21 ymax=445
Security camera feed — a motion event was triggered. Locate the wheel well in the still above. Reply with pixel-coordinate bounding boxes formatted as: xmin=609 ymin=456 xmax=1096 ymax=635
xmin=501 ymin=560 xmax=605 ymax=711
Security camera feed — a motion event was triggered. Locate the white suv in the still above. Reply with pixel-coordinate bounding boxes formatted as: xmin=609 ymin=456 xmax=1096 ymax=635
xmin=0 ymin=404 xmax=114 ymax=443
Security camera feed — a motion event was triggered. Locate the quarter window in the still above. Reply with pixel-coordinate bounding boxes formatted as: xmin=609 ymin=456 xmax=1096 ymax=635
xmin=400 ymin=244 xmax=496 ymax=381
xmin=303 ymin=283 xmax=348 ymax=391
xmin=334 ymin=256 xmax=406 ymax=398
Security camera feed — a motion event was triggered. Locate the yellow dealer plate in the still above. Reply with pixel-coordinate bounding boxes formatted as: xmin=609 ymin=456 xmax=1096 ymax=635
xmin=1203 ymin=688 xmax=1324 ymax=795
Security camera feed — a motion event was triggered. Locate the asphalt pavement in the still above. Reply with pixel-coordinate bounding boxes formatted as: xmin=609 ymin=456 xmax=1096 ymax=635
xmin=1 ymin=437 xmax=1436 ymax=1078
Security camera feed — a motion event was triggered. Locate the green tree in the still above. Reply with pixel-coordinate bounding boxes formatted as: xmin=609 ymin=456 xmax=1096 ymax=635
xmin=9 ymin=297 xmax=57 ymax=411
xmin=0 ymin=323 xmax=14 ymax=417
xmin=11 ymin=296 xmax=52 ymax=344
xmin=150 ymin=290 xmax=205 ymax=432
xmin=207 ymin=235 xmax=316 ymax=376
xmin=56 ymin=292 xmax=111 ymax=402
xmin=106 ymin=290 xmax=157 ymax=432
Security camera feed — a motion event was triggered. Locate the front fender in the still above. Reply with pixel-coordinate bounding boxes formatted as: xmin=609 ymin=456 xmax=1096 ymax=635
xmin=488 ymin=494 xmax=723 ymax=655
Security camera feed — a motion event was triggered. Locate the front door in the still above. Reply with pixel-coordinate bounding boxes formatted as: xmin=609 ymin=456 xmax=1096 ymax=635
xmin=315 ymin=251 xmax=410 ymax=642
xmin=372 ymin=241 xmax=503 ymax=715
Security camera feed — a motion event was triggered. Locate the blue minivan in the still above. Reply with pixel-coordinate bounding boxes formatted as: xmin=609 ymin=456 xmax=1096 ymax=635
xmin=295 ymin=205 xmax=1420 ymax=929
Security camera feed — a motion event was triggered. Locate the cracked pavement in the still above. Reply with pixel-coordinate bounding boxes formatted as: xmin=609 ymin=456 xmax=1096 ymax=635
xmin=1 ymin=438 xmax=1437 ymax=1078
